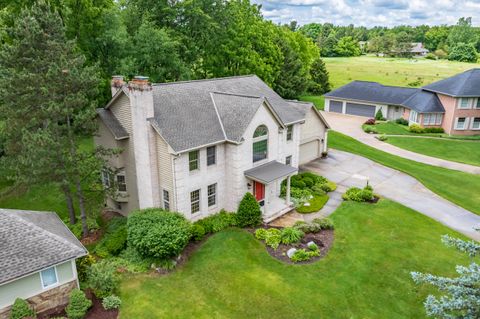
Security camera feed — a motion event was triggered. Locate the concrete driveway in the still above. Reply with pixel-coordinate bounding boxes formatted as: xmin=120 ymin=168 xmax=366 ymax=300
xmin=302 ymin=149 xmax=480 ymax=241
xmin=321 ymin=111 xmax=480 ymax=175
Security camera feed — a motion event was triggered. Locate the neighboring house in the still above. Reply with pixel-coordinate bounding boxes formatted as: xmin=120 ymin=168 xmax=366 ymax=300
xmin=95 ymin=75 xmax=329 ymax=222
xmin=410 ymin=42 xmax=429 ymax=57
xmin=324 ymin=68 xmax=480 ymax=135
xmin=0 ymin=209 xmax=87 ymax=318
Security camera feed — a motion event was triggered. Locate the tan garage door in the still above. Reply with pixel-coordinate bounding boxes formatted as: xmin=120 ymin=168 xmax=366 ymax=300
xmin=299 ymin=140 xmax=320 ymax=165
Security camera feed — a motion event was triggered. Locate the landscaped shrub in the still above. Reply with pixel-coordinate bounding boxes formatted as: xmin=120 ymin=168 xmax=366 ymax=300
xmin=311 ymin=184 xmax=327 ymax=196
xmin=10 ymin=298 xmax=35 ymax=319
xmin=395 ymin=118 xmax=409 ymax=126
xmin=424 ymin=127 xmax=444 ymax=133
xmin=87 ymin=260 xmax=120 ymax=298
xmin=425 ymin=52 xmax=437 ymax=60
xmin=127 ymin=209 xmax=191 ymax=259
xmin=68 ymin=217 xmax=100 ymax=239
xmin=409 ymin=124 xmax=424 ymax=133
xmin=375 ymin=109 xmax=385 ymax=121
xmin=291 ymin=179 xmax=306 ymax=189
xmin=290 ymin=249 xmax=320 ymax=262
xmin=377 ymin=134 xmax=388 ymax=141
xmin=65 ymin=289 xmax=92 ymax=319
xmin=255 ymin=228 xmax=268 ymax=240
xmin=312 ymin=218 xmax=335 ymax=230
xmin=76 ymin=254 xmax=96 ymax=283
xmin=236 ymin=192 xmax=262 ymax=227
xmin=102 ymin=295 xmax=122 ymax=310
xmin=342 ymin=186 xmax=374 ymax=202
xmin=293 ymin=220 xmax=322 ymax=233
xmin=364 ymin=118 xmax=375 ymax=125
xmin=191 ymin=223 xmax=206 ymax=241
xmin=194 ymin=210 xmax=237 ymax=234
xmin=363 ymin=125 xmax=378 ymax=134
xmin=280 ymin=227 xmax=304 ymax=244
xmin=307 ymin=242 xmax=318 ymax=251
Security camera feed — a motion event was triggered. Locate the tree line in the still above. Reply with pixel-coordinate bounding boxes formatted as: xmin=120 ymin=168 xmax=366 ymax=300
xmin=298 ymin=18 xmax=480 ymax=62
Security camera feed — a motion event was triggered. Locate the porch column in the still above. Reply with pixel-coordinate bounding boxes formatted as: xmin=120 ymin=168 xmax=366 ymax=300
xmin=323 ymin=131 xmax=328 ymax=153
xmin=264 ymin=183 xmax=268 ymax=215
xmin=286 ymin=175 xmax=291 ymax=205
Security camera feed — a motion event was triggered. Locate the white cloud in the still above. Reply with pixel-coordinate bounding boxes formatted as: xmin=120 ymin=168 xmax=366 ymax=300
xmin=254 ymin=0 xmax=480 ymax=27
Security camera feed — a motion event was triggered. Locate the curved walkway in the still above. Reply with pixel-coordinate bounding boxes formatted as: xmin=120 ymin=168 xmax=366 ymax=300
xmin=289 ymin=150 xmax=480 ymax=241
xmin=321 ymin=111 xmax=480 ymax=175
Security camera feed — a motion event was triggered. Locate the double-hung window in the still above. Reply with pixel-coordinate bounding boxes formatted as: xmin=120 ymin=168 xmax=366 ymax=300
xmin=409 ymin=110 xmax=419 ymax=123
xmin=286 ymin=125 xmax=293 ymax=141
xmin=456 ymin=117 xmax=466 ymax=130
xmin=472 ymin=118 xmax=480 ymax=130
xmin=285 ymin=155 xmax=292 ymax=166
xmin=189 ymin=150 xmax=199 ymax=171
xmin=423 ymin=113 xmax=443 ymax=126
xmin=40 ymin=267 xmax=58 ymax=289
xmin=459 ymin=98 xmax=470 ymax=109
xmin=163 ymin=190 xmax=170 ymax=210
xmin=207 ymin=183 xmax=217 ymax=207
xmin=190 ymin=189 xmax=200 ymax=214
xmin=207 ymin=146 xmax=216 ymax=166
xmin=117 ymin=175 xmax=127 ymax=192
xmin=101 ymin=169 xmax=111 ymax=188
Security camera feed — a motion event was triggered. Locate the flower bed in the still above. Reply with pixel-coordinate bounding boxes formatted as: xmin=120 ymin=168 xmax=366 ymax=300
xmin=253 ymin=219 xmax=334 ymax=264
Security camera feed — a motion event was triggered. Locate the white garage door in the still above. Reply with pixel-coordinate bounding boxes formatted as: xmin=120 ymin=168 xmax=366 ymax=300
xmin=299 ymin=140 xmax=320 ymax=165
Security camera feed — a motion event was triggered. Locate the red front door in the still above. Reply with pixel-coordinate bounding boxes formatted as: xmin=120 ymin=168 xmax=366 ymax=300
xmin=253 ymin=181 xmax=265 ymax=202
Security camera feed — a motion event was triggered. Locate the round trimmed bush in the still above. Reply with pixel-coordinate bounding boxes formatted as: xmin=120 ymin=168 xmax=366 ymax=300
xmin=9 ymin=298 xmax=35 ymax=319
xmin=191 ymin=223 xmax=206 ymax=241
xmin=127 ymin=209 xmax=192 ymax=259
xmin=236 ymin=192 xmax=262 ymax=227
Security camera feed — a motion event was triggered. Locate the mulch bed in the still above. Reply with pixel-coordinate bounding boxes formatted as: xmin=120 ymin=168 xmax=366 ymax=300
xmin=37 ymin=290 xmax=118 ymax=319
xmin=249 ymin=226 xmax=334 ymax=265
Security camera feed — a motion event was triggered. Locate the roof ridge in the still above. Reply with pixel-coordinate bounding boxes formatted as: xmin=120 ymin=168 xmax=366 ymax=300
xmin=211 ymin=91 xmax=262 ymax=99
xmin=3 ymin=210 xmax=85 ymax=254
xmin=152 ymin=75 xmax=257 ymax=86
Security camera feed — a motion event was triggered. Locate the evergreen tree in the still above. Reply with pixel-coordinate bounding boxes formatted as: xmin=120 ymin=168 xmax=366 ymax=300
xmin=411 ymin=234 xmax=480 ymax=318
xmin=0 ymin=2 xmax=109 ymax=236
xmin=309 ymin=58 xmax=331 ymax=94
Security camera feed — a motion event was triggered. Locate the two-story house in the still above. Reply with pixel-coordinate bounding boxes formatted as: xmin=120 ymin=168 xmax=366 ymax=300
xmin=95 ymin=75 xmax=329 ymax=222
xmin=324 ymin=68 xmax=480 ymax=135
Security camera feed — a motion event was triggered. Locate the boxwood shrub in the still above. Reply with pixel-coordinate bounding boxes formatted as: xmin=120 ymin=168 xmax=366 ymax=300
xmin=342 ymin=186 xmax=374 ymax=202
xmin=127 ymin=209 xmax=191 ymax=259
xmin=65 ymin=289 xmax=92 ymax=319
xmin=10 ymin=298 xmax=35 ymax=319
xmin=236 ymin=192 xmax=262 ymax=227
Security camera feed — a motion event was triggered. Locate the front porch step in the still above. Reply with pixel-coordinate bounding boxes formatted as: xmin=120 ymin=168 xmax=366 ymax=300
xmin=263 ymin=205 xmax=295 ymax=223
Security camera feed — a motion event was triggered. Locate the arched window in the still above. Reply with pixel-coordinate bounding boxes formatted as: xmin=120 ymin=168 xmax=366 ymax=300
xmin=252 ymin=125 xmax=268 ymax=162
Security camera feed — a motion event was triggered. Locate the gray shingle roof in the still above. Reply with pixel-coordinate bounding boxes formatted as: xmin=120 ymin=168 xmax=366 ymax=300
xmin=0 ymin=209 xmax=87 ymax=285
xmin=244 ymin=160 xmax=298 ymax=184
xmin=97 ymin=109 xmax=129 ymax=140
xmin=325 ymin=81 xmax=445 ymax=113
xmin=422 ymin=68 xmax=480 ymax=97
xmin=211 ymin=92 xmax=265 ymax=143
xmin=151 ymin=75 xmax=305 ymax=153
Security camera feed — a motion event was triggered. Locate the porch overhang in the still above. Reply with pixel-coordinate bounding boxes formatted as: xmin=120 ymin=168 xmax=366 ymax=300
xmin=244 ymin=161 xmax=297 ymax=184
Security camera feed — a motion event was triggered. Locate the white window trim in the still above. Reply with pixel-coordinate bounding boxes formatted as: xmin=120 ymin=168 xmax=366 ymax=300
xmin=422 ymin=113 xmax=443 ymax=126
xmin=475 ymin=98 xmax=480 ymax=109
xmin=190 ymin=189 xmax=201 ymax=214
xmin=207 ymin=183 xmax=217 ymax=208
xmin=455 ymin=117 xmax=467 ymax=130
xmin=458 ymin=98 xmax=471 ymax=109
xmin=471 ymin=117 xmax=480 ymax=130
xmin=252 ymin=125 xmax=269 ymax=164
xmin=286 ymin=125 xmax=293 ymax=142
xmin=409 ymin=110 xmax=419 ymax=124
xmin=285 ymin=155 xmax=292 ymax=166
xmin=40 ymin=266 xmax=59 ymax=290
xmin=189 ymin=150 xmax=200 ymax=172
xmin=116 ymin=174 xmax=127 ymax=192
xmin=162 ymin=189 xmax=170 ymax=210
xmin=206 ymin=146 xmax=216 ymax=166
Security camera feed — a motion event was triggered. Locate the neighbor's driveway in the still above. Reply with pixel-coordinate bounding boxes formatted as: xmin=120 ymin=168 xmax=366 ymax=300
xmin=321 ymin=111 xmax=480 ymax=175
xmin=302 ymin=149 xmax=480 ymax=241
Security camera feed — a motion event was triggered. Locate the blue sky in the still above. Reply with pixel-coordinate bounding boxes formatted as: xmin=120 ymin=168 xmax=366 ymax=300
xmin=253 ymin=0 xmax=480 ymax=27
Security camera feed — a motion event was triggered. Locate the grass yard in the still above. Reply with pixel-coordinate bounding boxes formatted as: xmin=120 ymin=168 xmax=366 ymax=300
xmin=385 ymin=137 xmax=480 ymax=167
xmin=296 ymin=194 xmax=329 ymax=213
xmin=299 ymin=56 xmax=478 ymax=110
xmin=329 ymin=131 xmax=480 ymax=215
xmin=120 ymin=199 xmax=472 ymax=318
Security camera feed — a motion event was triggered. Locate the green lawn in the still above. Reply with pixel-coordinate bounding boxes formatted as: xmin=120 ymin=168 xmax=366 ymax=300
xmin=385 ymin=137 xmax=480 ymax=167
xmin=300 ymin=56 xmax=478 ymax=110
xmin=120 ymin=199 xmax=472 ymax=318
xmin=366 ymin=122 xmax=417 ymax=135
xmin=329 ymin=131 xmax=480 ymax=215
xmin=296 ymin=194 xmax=329 ymax=213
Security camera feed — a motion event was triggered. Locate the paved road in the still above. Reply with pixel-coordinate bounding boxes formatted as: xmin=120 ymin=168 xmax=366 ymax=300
xmin=321 ymin=111 xmax=480 ymax=175
xmin=301 ymin=149 xmax=480 ymax=241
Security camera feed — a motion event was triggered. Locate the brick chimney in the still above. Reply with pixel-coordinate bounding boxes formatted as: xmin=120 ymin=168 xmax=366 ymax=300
xmin=111 ymin=75 xmax=125 ymax=97
xmin=127 ymin=75 xmax=158 ymax=208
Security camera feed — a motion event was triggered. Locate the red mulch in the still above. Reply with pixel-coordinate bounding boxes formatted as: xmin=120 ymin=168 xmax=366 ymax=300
xmin=249 ymin=226 xmax=335 ymax=264
xmin=36 ymin=290 xmax=118 ymax=319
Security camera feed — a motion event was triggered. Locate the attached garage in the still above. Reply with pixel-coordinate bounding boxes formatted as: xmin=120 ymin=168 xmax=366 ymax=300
xmin=329 ymin=100 xmax=343 ymax=113
xmin=345 ymin=102 xmax=376 ymax=117
xmin=299 ymin=140 xmax=320 ymax=165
